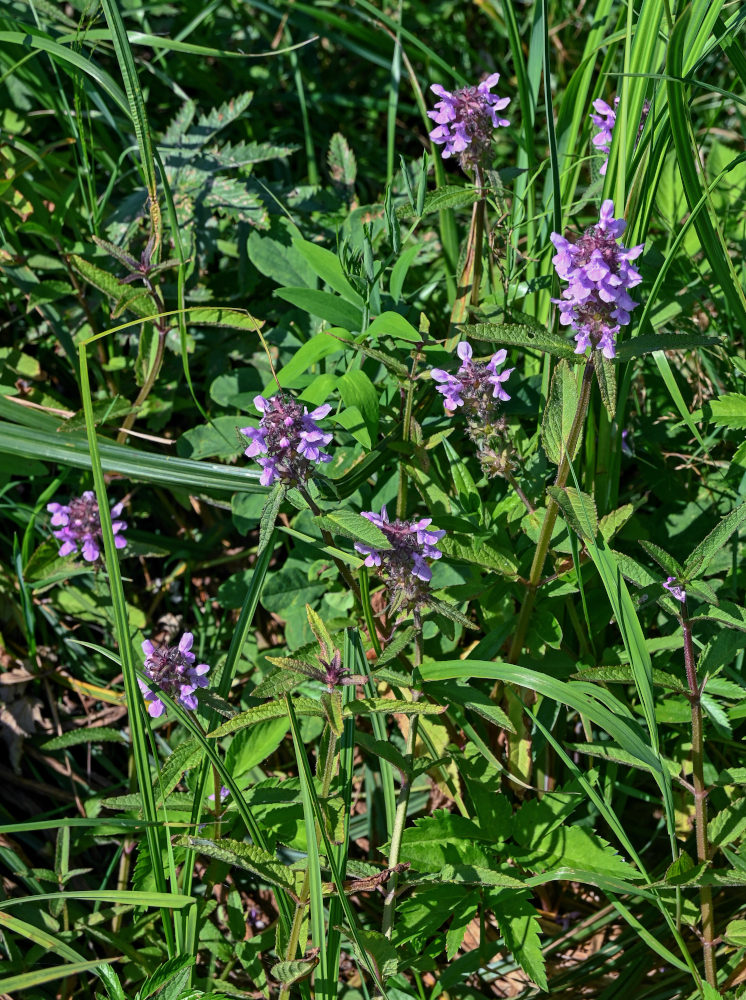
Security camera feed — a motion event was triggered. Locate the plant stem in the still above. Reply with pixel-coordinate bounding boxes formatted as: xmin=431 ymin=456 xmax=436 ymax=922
xmin=297 ymin=486 xmax=364 ymax=604
xmin=382 ymin=613 xmax=423 ymax=939
xmin=681 ymin=604 xmax=717 ymax=988
xmin=117 ymin=325 xmax=167 ymax=443
xmin=507 ymin=359 xmax=594 ymax=662
xmin=397 ymin=347 xmax=422 ymax=520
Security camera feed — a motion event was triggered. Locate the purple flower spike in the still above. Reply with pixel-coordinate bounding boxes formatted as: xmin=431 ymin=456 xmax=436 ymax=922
xmin=590 ymin=98 xmax=619 ymax=176
xmin=432 ymin=341 xmax=514 ymax=419
xmin=427 ymin=73 xmax=510 ymax=169
xmin=240 ymin=395 xmax=333 ymax=488
xmin=47 ymin=491 xmax=127 ymax=563
xmin=550 ymin=200 xmax=643 ymax=359
xmin=355 ymin=505 xmax=445 ymax=606
xmin=139 ymin=631 xmax=211 ymax=718
xmin=663 ymin=577 xmax=686 ymax=604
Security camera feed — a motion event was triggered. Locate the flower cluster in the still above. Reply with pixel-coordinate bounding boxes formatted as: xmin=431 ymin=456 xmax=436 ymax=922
xmin=663 ymin=577 xmax=686 ymax=604
xmin=138 ymin=632 xmax=210 ymax=718
xmin=432 ymin=342 xmax=513 ymax=418
xmin=590 ymin=98 xmax=619 ymax=176
xmin=241 ymin=394 xmax=333 ymax=488
xmin=355 ymin=506 xmax=445 ymax=609
xmin=550 ymin=200 xmax=644 ymax=359
xmin=47 ymin=491 xmax=127 ymax=562
xmin=427 ymin=73 xmax=510 ymax=169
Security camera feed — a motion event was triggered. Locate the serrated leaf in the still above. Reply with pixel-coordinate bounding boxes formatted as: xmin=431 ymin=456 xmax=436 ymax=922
xmin=321 ymin=691 xmax=344 ymax=737
xmin=270 ymin=957 xmax=318 ymax=986
xmin=252 ymin=667 xmax=307 ymax=699
xmin=547 ymin=486 xmax=598 ymax=541
xmin=345 ymin=698 xmax=445 ymax=717
xmin=327 ymin=132 xmax=357 ymax=198
xmin=348 ymin=928 xmax=398 ymax=983
xmin=257 ymin=483 xmax=285 ymax=555
xmin=158 ymin=737 xmax=205 ymax=800
xmin=71 ymin=255 xmax=152 ymax=317
xmin=706 ymin=392 xmax=746 ymax=428
xmin=314 ymin=510 xmax=391 ymax=550
xmin=463 ymin=322 xmax=578 ymax=360
xmin=639 ymin=540 xmax=684 ymax=577
xmin=136 ymin=956 xmax=193 ymax=1000
xmin=425 ymin=596 xmax=478 ymax=630
xmin=684 ymin=502 xmax=746 ymax=579
xmin=394 ymin=811 xmax=492 ymax=872
xmin=42 ymin=727 xmax=126 ymax=750
xmin=492 ymin=893 xmax=548 ymax=991
xmin=691 ymin=601 xmax=746 ymax=632
xmin=599 ymin=504 xmax=634 ymax=542
xmin=208 ymin=697 xmax=324 ymax=737
xmin=439 ymin=864 xmax=525 ymax=889
xmin=373 ymin=627 xmax=415 ymax=666
xmin=194 ymin=688 xmax=235 ymax=718
xmin=572 ymin=665 xmax=686 ymax=692
xmin=542 ymin=360 xmax=581 ymax=465
xmin=445 ymin=895 xmax=479 ymax=960
xmin=615 ymin=332 xmax=719 ymax=362
xmin=184 ymin=307 xmax=265 ymax=333
xmin=397 ymin=184 xmax=480 ymax=218
xmin=593 ymin=351 xmax=616 ymax=417
xmin=177 ymin=836 xmax=297 ymax=891
xmin=723 ymin=919 xmax=746 ymax=947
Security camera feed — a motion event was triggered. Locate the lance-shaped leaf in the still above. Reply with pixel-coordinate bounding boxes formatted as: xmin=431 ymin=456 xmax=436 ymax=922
xmin=463 ymin=322 xmax=579 ymax=361
xmin=593 ymin=352 xmax=616 ymax=418
xmin=616 ymin=332 xmax=720 ymax=362
xmin=397 ymin=184 xmax=480 ymax=218
xmin=347 ymin=927 xmax=398 ymax=983
xmin=639 ymin=540 xmax=684 ymax=578
xmin=542 ymin=361 xmax=581 ymax=466
xmin=426 ymin=596 xmax=478 ymax=629
xmin=271 ymin=957 xmax=319 ymax=987
xmin=257 ymin=483 xmax=285 ymax=556
xmin=684 ymin=502 xmax=746 ymax=579
xmin=208 ymin=697 xmax=324 ymax=737
xmin=314 ymin=510 xmax=392 ymax=549
xmin=547 ymin=486 xmax=598 ymax=542
xmin=175 ymin=836 xmax=297 ymax=892
xmin=252 ymin=667 xmax=306 ymax=699
xmin=345 ymin=698 xmax=445 ymax=717
xmin=691 ymin=601 xmax=746 ymax=632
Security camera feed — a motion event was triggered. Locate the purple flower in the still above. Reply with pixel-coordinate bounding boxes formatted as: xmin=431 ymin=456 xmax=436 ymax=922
xmin=138 ymin=631 xmax=210 ymax=718
xmin=550 ymin=200 xmax=644 ymax=359
xmin=432 ymin=341 xmax=514 ymax=417
xmin=355 ymin=504 xmax=445 ymax=612
xmin=590 ymin=98 xmax=619 ymax=176
xmin=427 ymin=73 xmax=510 ymax=168
xmin=663 ymin=577 xmax=686 ymax=604
xmin=47 ymin=491 xmax=127 ymax=562
xmin=208 ymin=785 xmax=229 ymax=802
xmin=240 ymin=394 xmax=333 ymax=488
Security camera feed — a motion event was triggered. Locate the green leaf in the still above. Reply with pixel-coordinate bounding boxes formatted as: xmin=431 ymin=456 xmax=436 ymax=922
xmin=348 ymin=928 xmax=398 ymax=984
xmin=327 ymin=131 xmax=357 ymax=198
xmin=157 ymin=737 xmax=205 ymax=800
xmin=707 ymin=392 xmax=746 ymax=428
xmin=691 ymin=601 xmax=746 ymax=632
xmin=684 ymin=502 xmax=746 ymax=579
xmin=274 ymin=288 xmax=363 ymax=331
xmin=273 ymin=330 xmax=352 ymax=389
xmin=251 ymin=667 xmax=306 ymax=699
xmin=394 ymin=811 xmax=493 ymax=872
xmin=542 ymin=360 xmax=581 ymax=465
xmin=463 ymin=322 xmax=578 ymax=360
xmin=438 ymin=864 xmax=525 ymax=889
xmin=270 ymin=957 xmax=319 ymax=986
xmin=615 ymin=332 xmax=720 ymax=362
xmin=490 ymin=892 xmax=548 ymax=991
xmin=71 ymin=255 xmax=151 ymax=317
xmin=639 ymin=540 xmax=684 ymax=577
xmin=723 ymin=919 xmax=746 ymax=948
xmin=547 ymin=486 xmax=598 ymax=541
xmin=314 ymin=510 xmax=391 ymax=549
xmin=208 ymin=698 xmax=324 ymax=737
xmin=397 ymin=183 xmax=480 ymax=218
xmin=258 ymin=483 xmax=285 ymax=556
xmin=593 ymin=352 xmax=616 ymax=418
xmin=365 ymin=311 xmax=421 ymax=343
xmin=42 ymin=727 xmax=126 ymax=750
xmin=438 ymin=533 xmax=517 ymax=575
xmin=599 ymin=504 xmax=634 ymax=543
xmin=292 ymin=238 xmax=364 ymax=307
xmin=175 ymin=836 xmax=297 ymax=892
xmin=224 ymin=718 xmax=288 ymax=778
xmin=345 ymin=698 xmax=445 ymax=717
xmin=136 ymin=956 xmax=194 ymax=1000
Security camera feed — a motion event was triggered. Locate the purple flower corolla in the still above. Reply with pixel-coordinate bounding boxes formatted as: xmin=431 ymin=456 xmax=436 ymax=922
xmin=355 ymin=505 xmax=445 ymax=585
xmin=427 ymin=73 xmax=510 ymax=168
xmin=208 ymin=786 xmax=229 ymax=802
xmin=240 ymin=394 xmax=333 ymax=488
xmin=590 ymin=98 xmax=619 ymax=176
xmin=550 ymin=200 xmax=643 ymax=359
xmin=663 ymin=577 xmax=686 ymax=604
xmin=432 ymin=342 xmax=514 ymax=417
xmin=47 ymin=491 xmax=126 ymax=562
xmin=138 ymin=631 xmax=210 ymax=718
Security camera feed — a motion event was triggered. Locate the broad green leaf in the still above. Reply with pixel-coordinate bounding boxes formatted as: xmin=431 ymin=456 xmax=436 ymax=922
xmin=365 ymin=311 xmax=421 ymax=343
xmin=136 ymin=956 xmax=194 ymax=1000
xmin=707 ymin=392 xmax=746 ymax=428
xmin=438 ymin=533 xmax=516 ymax=575
xmin=397 ymin=184 xmax=480 ymax=217
xmin=490 ymin=892 xmax=548 ymax=991
xmin=157 ymin=738 xmax=205 ymax=801
xmin=691 ymin=601 xmax=746 ymax=632
xmin=71 ymin=255 xmax=151 ymax=317
xmin=273 ymin=330 xmax=352 ymax=390
xmin=599 ymin=504 xmax=634 ymax=542
xmin=394 ymin=811 xmax=493 ymax=872
xmin=348 ymin=928 xmax=398 ymax=984
xmin=547 ymin=486 xmax=598 ymax=541
xmin=345 ymin=698 xmax=445 ymax=717
xmin=274 ymin=288 xmax=363 ymax=331
xmin=438 ymin=864 xmax=524 ymax=889
xmin=292 ymin=238 xmax=364 ymax=307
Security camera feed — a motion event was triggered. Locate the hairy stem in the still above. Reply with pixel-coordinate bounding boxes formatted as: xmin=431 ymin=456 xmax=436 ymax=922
xmin=382 ymin=614 xmax=423 ymax=938
xmin=682 ymin=605 xmax=717 ymax=988
xmin=507 ymin=359 xmax=594 ymax=662
xmin=397 ymin=348 xmax=421 ymax=520
xmin=447 ymin=168 xmax=486 ymax=348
